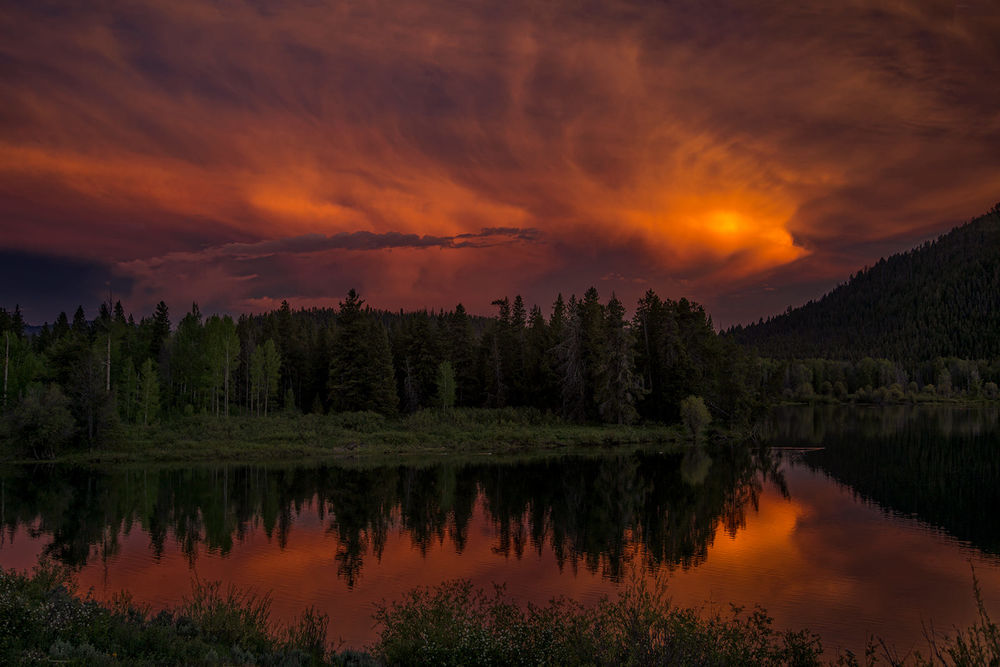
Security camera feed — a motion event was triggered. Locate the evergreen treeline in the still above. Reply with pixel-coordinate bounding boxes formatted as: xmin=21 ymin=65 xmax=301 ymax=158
xmin=750 ymin=355 xmax=1000 ymax=403
xmin=0 ymin=287 xmax=755 ymax=457
xmin=729 ymin=203 xmax=1000 ymax=362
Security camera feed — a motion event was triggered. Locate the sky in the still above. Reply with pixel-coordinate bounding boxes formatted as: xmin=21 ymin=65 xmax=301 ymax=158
xmin=1 ymin=0 xmax=998 ymax=327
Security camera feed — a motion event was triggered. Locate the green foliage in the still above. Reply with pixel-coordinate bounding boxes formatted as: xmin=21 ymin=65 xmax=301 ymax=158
xmin=436 ymin=361 xmax=456 ymax=409
xmin=680 ymin=395 xmax=712 ymax=441
xmin=0 ymin=561 xmax=340 ymax=665
xmin=2 ymin=330 xmax=44 ymax=407
xmin=598 ymin=294 xmax=640 ymax=425
xmin=372 ymin=577 xmax=823 ymax=666
xmin=1 ymin=384 xmax=74 ymax=459
xmin=204 ymin=314 xmax=240 ymax=417
xmin=179 ymin=578 xmax=273 ymax=652
xmin=329 ymin=290 xmax=398 ymax=415
xmin=6 ymin=556 xmax=998 ymax=666
xmin=327 ymin=410 xmax=386 ymax=432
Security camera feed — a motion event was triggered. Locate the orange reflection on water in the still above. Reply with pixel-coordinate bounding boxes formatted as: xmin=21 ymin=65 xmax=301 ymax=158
xmin=1 ymin=464 xmax=998 ymax=657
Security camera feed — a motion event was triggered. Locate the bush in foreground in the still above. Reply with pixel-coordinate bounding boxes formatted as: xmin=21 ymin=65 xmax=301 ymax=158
xmin=372 ymin=578 xmax=823 ymax=666
xmin=1 ymin=561 xmax=997 ymax=665
xmin=0 ymin=560 xmax=357 ymax=666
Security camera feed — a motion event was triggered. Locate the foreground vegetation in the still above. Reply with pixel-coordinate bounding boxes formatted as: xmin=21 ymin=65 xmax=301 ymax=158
xmin=2 ymin=561 xmax=997 ymax=666
xmin=0 ymin=560 xmax=341 ymax=666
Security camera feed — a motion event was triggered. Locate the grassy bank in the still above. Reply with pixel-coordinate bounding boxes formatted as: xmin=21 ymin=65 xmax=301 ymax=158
xmin=4 ymin=407 xmax=695 ymax=465
xmin=3 ymin=561 xmax=997 ymax=666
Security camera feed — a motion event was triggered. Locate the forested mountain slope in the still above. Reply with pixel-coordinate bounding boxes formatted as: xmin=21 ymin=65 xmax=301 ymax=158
xmin=729 ymin=204 xmax=1000 ymax=361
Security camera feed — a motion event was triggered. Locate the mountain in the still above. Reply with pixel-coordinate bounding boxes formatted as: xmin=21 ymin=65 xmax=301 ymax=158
xmin=729 ymin=203 xmax=1000 ymax=361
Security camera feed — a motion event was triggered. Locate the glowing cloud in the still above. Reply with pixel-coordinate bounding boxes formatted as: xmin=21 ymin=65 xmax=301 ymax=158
xmin=1 ymin=0 xmax=998 ymax=323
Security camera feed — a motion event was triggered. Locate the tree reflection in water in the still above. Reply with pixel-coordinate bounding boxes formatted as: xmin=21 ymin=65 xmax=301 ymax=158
xmin=0 ymin=445 xmax=782 ymax=586
xmin=766 ymin=404 xmax=1000 ymax=556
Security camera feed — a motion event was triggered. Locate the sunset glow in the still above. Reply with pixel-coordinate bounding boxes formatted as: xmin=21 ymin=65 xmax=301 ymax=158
xmin=2 ymin=0 xmax=999 ymax=323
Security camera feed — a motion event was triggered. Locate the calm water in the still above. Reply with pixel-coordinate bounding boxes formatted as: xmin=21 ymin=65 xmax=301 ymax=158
xmin=1 ymin=405 xmax=998 ymax=656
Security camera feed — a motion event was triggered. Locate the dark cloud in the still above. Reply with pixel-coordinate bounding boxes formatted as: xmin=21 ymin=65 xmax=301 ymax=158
xmin=0 ymin=250 xmax=133 ymax=324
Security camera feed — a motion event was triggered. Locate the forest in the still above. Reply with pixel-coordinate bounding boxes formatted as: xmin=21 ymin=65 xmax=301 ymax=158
xmin=3 ymin=204 xmax=1000 ymax=459
xmin=730 ymin=203 xmax=1000 ymax=361
xmin=2 ymin=272 xmax=1000 ymax=460
xmin=0 ymin=288 xmax=757 ymax=458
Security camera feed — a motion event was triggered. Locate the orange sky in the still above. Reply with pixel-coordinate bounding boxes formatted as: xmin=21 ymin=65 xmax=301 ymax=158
xmin=1 ymin=0 xmax=999 ymax=324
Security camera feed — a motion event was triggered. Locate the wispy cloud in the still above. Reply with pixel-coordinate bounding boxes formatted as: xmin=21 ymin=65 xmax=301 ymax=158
xmin=1 ymin=0 xmax=998 ymax=325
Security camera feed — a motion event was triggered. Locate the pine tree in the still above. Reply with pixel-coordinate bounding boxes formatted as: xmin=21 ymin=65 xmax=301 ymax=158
xmin=150 ymin=301 xmax=171 ymax=360
xmin=598 ymin=294 xmax=639 ymax=424
xmin=579 ymin=287 xmax=608 ymax=421
xmin=446 ymin=304 xmax=478 ymax=406
xmin=556 ymin=296 xmax=586 ymax=421
xmin=71 ymin=306 xmax=88 ymax=338
xmin=329 ymin=290 xmax=399 ymax=414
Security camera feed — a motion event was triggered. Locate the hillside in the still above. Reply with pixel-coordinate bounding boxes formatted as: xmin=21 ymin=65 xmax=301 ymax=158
xmin=729 ymin=203 xmax=1000 ymax=361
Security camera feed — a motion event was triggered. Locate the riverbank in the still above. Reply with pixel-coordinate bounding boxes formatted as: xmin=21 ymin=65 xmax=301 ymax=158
xmin=2 ymin=407 xmax=702 ymax=465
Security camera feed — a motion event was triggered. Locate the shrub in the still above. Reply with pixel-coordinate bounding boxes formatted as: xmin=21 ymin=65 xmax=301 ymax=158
xmin=0 ymin=562 xmax=337 ymax=665
xmin=680 ymin=396 xmax=712 ymax=442
xmin=328 ymin=411 xmax=386 ymax=432
xmin=2 ymin=384 xmax=75 ymax=459
xmin=372 ymin=577 xmax=824 ymax=666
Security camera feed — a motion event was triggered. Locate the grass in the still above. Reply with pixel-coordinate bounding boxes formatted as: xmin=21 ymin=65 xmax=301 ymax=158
xmin=13 ymin=407 xmax=694 ymax=465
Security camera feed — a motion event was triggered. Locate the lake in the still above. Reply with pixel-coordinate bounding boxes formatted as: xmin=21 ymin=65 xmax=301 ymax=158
xmin=1 ymin=404 xmax=998 ymax=658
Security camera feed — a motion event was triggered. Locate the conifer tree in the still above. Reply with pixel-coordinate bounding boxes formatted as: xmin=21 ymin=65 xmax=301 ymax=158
xmin=329 ymin=290 xmax=398 ymax=414
xmin=446 ymin=304 xmax=478 ymax=406
xmin=598 ymin=294 xmax=640 ymax=424
xmin=557 ymin=295 xmax=586 ymax=421
xmin=149 ymin=301 xmax=171 ymax=360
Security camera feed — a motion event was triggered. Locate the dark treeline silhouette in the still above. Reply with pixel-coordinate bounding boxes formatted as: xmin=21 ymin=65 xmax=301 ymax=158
xmin=0 ymin=447 xmax=777 ymax=584
xmin=750 ymin=355 xmax=1000 ymax=403
xmin=1 ymin=287 xmax=756 ymax=455
xmin=729 ymin=202 xmax=1000 ymax=362
xmin=765 ymin=404 xmax=1000 ymax=555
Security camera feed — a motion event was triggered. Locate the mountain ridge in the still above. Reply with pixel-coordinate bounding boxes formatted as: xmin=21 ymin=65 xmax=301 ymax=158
xmin=728 ymin=203 xmax=1000 ymax=361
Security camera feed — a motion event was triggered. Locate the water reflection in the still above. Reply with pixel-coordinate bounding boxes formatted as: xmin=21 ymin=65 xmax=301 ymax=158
xmin=767 ymin=404 xmax=1000 ymax=555
xmin=0 ymin=445 xmax=777 ymax=585
xmin=3 ymin=406 xmax=999 ymax=654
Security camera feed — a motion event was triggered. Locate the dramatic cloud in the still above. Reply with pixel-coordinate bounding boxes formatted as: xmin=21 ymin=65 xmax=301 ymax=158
xmin=1 ymin=0 xmax=998 ymax=324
